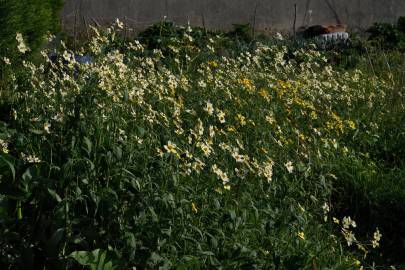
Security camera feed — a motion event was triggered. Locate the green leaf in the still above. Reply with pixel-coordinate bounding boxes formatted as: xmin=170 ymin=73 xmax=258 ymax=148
xmin=0 ymin=156 xmax=15 ymax=181
xmin=229 ymin=209 xmax=236 ymax=221
xmin=83 ymin=136 xmax=92 ymax=155
xmin=48 ymin=188 xmax=62 ymax=203
xmin=28 ymin=129 xmax=43 ymax=135
xmin=69 ymin=249 xmax=117 ymax=270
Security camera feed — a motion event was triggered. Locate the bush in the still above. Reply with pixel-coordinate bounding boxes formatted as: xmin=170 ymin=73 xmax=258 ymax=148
xmin=366 ymin=17 xmax=405 ymax=50
xmin=0 ymin=0 xmax=64 ymax=56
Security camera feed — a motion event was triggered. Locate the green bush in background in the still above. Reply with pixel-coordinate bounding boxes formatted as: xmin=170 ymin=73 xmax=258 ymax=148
xmin=0 ymin=0 xmax=64 ymax=56
xmin=367 ymin=16 xmax=405 ymax=49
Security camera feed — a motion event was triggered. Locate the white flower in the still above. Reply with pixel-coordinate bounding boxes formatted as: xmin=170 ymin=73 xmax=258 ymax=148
xmin=0 ymin=139 xmax=9 ymax=154
xmin=212 ymin=164 xmax=230 ymax=187
xmin=262 ymin=159 xmax=274 ymax=183
xmin=322 ymin=202 xmax=330 ymax=213
xmin=115 ymin=18 xmax=124 ymax=29
xmin=204 ymin=101 xmax=214 ymax=115
xmin=232 ymin=151 xmax=247 ymax=163
xmin=3 ymin=57 xmax=11 ymax=65
xmin=342 ymin=216 xmax=356 ymax=229
xmin=16 ymin=33 xmax=30 ymax=54
xmin=21 ymin=153 xmax=41 ymax=163
xmin=372 ymin=228 xmax=382 ymax=248
xmin=275 ymin=32 xmax=284 ymax=40
xmin=217 ymin=110 xmax=226 ymax=123
xmin=198 ymin=142 xmax=212 ymax=157
xmin=164 ymin=141 xmax=177 ymax=154
xmin=284 ymin=161 xmax=294 ymax=173
xmin=342 ymin=229 xmax=356 ymax=247
xmin=44 ymin=122 xmax=51 ymax=134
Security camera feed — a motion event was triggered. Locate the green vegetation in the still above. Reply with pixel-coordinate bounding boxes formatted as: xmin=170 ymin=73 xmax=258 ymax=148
xmin=0 ymin=0 xmax=64 ymax=56
xmin=367 ymin=16 xmax=405 ymax=49
xmin=0 ymin=21 xmax=404 ymax=269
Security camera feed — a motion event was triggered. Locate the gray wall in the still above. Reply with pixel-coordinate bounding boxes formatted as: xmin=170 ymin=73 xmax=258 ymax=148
xmin=61 ymin=0 xmax=405 ymax=34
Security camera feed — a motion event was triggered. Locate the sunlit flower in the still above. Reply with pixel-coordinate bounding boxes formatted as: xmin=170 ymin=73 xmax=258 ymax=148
xmin=115 ymin=18 xmax=124 ymax=29
xmin=0 ymin=139 xmax=9 ymax=154
xmin=3 ymin=57 xmax=11 ymax=65
xmin=207 ymin=60 xmax=218 ymax=68
xmin=44 ymin=122 xmax=51 ymax=134
xmin=191 ymin=202 xmax=198 ymax=213
xmin=16 ymin=33 xmax=30 ymax=54
xmin=333 ymin=217 xmax=340 ymax=224
xmin=235 ymin=114 xmax=246 ymax=126
xmin=156 ymin=148 xmax=164 ymax=157
xmin=212 ymin=164 xmax=230 ymax=188
xmin=204 ymin=101 xmax=214 ymax=115
xmin=342 ymin=229 xmax=356 ymax=246
xmin=342 ymin=216 xmax=356 ymax=229
xmin=297 ymin=231 xmax=305 ymax=240
xmin=217 ymin=110 xmax=226 ymax=123
xmin=284 ymin=161 xmax=294 ymax=173
xmin=198 ymin=142 xmax=212 ymax=157
xmin=164 ymin=141 xmax=177 ymax=154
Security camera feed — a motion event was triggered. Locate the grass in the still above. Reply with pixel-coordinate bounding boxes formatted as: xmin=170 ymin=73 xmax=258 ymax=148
xmin=0 ymin=22 xmax=404 ymax=269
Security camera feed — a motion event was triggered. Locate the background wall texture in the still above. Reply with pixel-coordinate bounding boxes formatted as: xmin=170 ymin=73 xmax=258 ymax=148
xmin=61 ymin=0 xmax=405 ymax=34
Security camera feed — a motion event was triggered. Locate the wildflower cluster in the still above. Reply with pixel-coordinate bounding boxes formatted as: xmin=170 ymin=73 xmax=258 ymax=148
xmin=0 ymin=28 xmax=401 ymax=269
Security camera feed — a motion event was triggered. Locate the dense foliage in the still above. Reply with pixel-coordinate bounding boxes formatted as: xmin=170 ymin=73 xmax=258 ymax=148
xmin=0 ymin=0 xmax=64 ymax=56
xmin=367 ymin=16 xmax=405 ymax=49
xmin=0 ymin=22 xmax=404 ymax=269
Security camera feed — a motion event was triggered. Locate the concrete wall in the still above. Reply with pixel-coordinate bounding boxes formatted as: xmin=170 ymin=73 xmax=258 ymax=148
xmin=61 ymin=0 xmax=405 ymax=34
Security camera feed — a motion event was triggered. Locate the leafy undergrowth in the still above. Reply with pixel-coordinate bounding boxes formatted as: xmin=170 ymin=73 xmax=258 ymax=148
xmin=0 ymin=23 xmax=404 ymax=269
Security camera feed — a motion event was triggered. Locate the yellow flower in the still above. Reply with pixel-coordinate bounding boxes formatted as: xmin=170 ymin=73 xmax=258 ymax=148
xmin=238 ymin=78 xmax=254 ymax=91
xmin=310 ymin=111 xmax=318 ymax=120
xmin=259 ymin=88 xmax=269 ymax=99
xmin=347 ymin=120 xmax=356 ymax=130
xmin=207 ymin=60 xmax=218 ymax=68
xmin=235 ymin=114 xmax=246 ymax=126
xmin=298 ymin=231 xmax=305 ymax=240
xmin=227 ymin=125 xmax=236 ymax=132
xmin=191 ymin=202 xmax=198 ymax=213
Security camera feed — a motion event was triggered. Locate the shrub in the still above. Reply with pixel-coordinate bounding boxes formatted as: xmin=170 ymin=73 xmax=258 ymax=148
xmin=397 ymin=16 xmax=405 ymax=33
xmin=366 ymin=17 xmax=405 ymax=50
